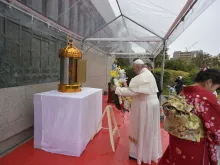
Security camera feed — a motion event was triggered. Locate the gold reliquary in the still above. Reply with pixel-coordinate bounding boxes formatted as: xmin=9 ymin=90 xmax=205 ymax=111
xmin=58 ymin=36 xmax=87 ymax=92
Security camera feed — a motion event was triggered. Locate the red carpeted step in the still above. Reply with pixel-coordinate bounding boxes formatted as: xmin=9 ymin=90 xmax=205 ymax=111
xmin=0 ymin=96 xmax=168 ymax=165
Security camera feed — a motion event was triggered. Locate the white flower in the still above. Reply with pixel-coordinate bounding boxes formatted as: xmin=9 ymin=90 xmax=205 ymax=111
xmin=114 ymin=78 xmax=120 ymax=87
xmin=119 ymin=78 xmax=127 ymax=83
xmin=119 ymin=69 xmax=125 ymax=74
xmin=119 ymin=96 xmax=122 ymax=104
xmin=123 ymin=100 xmax=130 ymax=110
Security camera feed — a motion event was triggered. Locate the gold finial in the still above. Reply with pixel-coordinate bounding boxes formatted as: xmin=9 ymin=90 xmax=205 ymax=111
xmin=67 ymin=35 xmax=72 ymax=43
xmin=58 ymin=35 xmax=82 ymax=58
xmin=67 ymin=35 xmax=71 ymax=40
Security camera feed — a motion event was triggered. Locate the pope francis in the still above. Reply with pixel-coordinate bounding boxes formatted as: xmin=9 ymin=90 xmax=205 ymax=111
xmin=112 ymin=59 xmax=162 ymax=165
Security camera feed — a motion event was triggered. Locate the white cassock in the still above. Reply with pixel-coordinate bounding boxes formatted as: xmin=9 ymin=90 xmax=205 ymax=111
xmin=115 ymin=68 xmax=162 ymax=165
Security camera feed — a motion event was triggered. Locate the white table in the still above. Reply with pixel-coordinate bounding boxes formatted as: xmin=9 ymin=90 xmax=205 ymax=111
xmin=34 ymin=87 xmax=102 ymax=157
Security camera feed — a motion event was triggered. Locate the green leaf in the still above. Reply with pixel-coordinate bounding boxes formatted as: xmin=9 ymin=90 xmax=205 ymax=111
xmin=112 ymin=93 xmax=121 ymax=110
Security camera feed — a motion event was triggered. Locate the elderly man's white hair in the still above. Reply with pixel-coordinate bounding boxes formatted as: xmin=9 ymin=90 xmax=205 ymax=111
xmin=133 ymin=59 xmax=144 ymax=65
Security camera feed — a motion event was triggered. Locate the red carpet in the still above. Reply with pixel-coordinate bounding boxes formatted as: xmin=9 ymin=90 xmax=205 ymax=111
xmin=0 ymin=96 xmax=169 ymax=165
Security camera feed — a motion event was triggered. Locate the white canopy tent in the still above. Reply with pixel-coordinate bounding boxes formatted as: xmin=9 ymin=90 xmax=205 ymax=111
xmin=0 ymin=0 xmax=216 ymax=87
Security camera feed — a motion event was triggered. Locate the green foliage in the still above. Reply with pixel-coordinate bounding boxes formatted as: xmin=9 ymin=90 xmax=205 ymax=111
xmin=162 ymin=87 xmax=169 ymax=95
xmin=184 ymin=76 xmax=193 ymax=85
xmin=115 ymin=58 xmax=130 ymax=68
xmin=155 ymin=52 xmax=220 ymax=96
xmin=213 ymin=66 xmax=220 ymax=70
xmin=154 ymin=68 xmax=189 ymax=87
xmin=191 ymin=53 xmax=220 ymax=69
xmin=154 ymin=69 xmax=172 ymax=86
xmin=188 ymin=69 xmax=199 ymax=82
xmin=165 ymin=59 xmax=197 ymax=72
xmin=112 ymin=93 xmax=121 ymax=110
xmin=165 ymin=59 xmax=184 ymax=71
xmin=187 ymin=63 xmax=198 ymax=71
xmin=154 ymin=48 xmax=169 ymax=68
xmin=125 ymin=66 xmax=136 ymax=85
xmin=191 ymin=53 xmax=211 ymax=68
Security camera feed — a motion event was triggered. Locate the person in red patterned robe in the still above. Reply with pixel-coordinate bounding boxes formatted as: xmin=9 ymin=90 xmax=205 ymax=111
xmin=158 ymin=69 xmax=220 ymax=165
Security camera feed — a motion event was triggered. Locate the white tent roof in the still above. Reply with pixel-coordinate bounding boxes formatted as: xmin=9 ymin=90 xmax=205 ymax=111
xmin=83 ymin=0 xmax=215 ymax=57
xmin=3 ymin=0 xmax=216 ymax=57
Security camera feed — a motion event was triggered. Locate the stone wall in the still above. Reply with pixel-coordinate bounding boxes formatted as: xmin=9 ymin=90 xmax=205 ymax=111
xmin=0 ymin=51 xmax=113 ymax=155
xmin=0 ymin=83 xmax=58 ymax=155
xmin=0 ymin=1 xmax=114 ymax=155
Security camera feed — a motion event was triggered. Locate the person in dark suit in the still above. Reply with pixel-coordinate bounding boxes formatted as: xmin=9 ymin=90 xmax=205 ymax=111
xmin=175 ymin=76 xmax=184 ymax=95
xmin=145 ymin=63 xmax=162 ymax=99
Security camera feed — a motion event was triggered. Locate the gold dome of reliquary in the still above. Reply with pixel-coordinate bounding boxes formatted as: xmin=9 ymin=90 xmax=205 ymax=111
xmin=59 ymin=39 xmax=82 ymax=59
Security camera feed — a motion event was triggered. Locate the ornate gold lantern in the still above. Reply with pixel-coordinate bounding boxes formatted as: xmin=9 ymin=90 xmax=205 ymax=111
xmin=58 ymin=36 xmax=87 ymax=92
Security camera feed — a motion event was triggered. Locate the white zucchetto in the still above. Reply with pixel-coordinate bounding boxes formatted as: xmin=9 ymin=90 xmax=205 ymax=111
xmin=133 ymin=59 xmax=144 ymax=65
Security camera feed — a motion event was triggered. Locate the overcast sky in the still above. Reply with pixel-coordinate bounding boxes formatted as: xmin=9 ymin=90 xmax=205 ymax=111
xmin=168 ymin=0 xmax=220 ymax=57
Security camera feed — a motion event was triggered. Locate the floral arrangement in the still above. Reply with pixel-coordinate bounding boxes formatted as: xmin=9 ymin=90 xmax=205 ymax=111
xmin=110 ymin=64 xmax=132 ymax=112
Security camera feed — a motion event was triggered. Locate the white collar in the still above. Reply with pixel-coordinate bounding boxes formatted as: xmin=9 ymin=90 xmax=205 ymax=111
xmin=139 ymin=68 xmax=147 ymax=74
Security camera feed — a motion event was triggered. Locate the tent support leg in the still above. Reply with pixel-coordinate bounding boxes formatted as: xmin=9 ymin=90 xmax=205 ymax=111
xmin=160 ymin=41 xmax=166 ymax=120
xmin=160 ymin=41 xmax=166 ymax=89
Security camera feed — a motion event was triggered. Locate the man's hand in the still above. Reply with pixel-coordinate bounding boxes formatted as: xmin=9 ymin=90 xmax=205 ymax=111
xmin=111 ymin=85 xmax=116 ymax=91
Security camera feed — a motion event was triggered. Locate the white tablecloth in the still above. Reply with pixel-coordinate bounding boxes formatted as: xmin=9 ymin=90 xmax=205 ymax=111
xmin=34 ymin=87 xmax=102 ymax=157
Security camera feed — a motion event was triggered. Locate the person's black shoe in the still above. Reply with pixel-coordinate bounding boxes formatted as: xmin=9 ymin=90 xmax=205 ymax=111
xmin=129 ymin=156 xmax=136 ymax=160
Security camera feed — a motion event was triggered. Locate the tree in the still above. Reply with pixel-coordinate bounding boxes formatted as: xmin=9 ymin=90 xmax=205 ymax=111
xmin=191 ymin=52 xmax=211 ymax=68
xmin=191 ymin=52 xmax=220 ymax=69
xmin=115 ymin=58 xmax=130 ymax=68
xmin=165 ymin=59 xmax=197 ymax=72
xmin=154 ymin=48 xmax=169 ymax=68
xmin=165 ymin=59 xmax=185 ymax=71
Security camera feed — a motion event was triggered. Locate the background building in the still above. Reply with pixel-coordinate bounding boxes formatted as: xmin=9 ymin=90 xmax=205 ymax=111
xmin=172 ymin=50 xmax=203 ymax=63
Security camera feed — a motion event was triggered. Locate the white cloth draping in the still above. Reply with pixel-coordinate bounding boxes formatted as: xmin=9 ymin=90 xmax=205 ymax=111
xmin=34 ymin=87 xmax=102 ymax=157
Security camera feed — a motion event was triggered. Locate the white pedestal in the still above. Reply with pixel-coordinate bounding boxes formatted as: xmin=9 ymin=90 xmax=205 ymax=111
xmin=34 ymin=87 xmax=102 ymax=157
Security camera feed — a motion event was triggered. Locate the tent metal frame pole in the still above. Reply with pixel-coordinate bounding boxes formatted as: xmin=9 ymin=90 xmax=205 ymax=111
xmin=105 ymin=55 xmax=108 ymax=90
xmin=153 ymin=58 xmax=156 ymax=69
xmin=153 ymin=42 xmax=162 ymax=55
xmin=122 ymin=15 xmax=130 ymax=37
xmin=116 ymin=0 xmax=123 ymax=15
xmin=56 ymin=0 xmax=82 ymax=20
xmin=92 ymin=47 xmax=107 ymax=55
xmin=115 ymin=0 xmax=131 ymax=37
xmin=82 ymin=45 xmax=93 ymax=54
xmin=85 ymin=42 xmax=107 ymax=55
xmin=110 ymin=52 xmax=152 ymax=55
xmin=153 ymin=43 xmax=164 ymax=57
xmin=160 ymin=41 xmax=167 ymax=91
xmin=85 ymin=37 xmax=162 ymax=42
xmin=164 ymin=0 xmax=196 ymax=40
xmin=82 ymin=42 xmax=98 ymax=54
xmin=82 ymin=15 xmax=121 ymax=41
xmin=81 ymin=40 xmax=84 ymax=50
xmin=123 ymin=15 xmax=164 ymax=40
xmin=108 ymin=46 xmax=120 ymax=54
xmin=114 ymin=55 xmax=154 ymax=58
